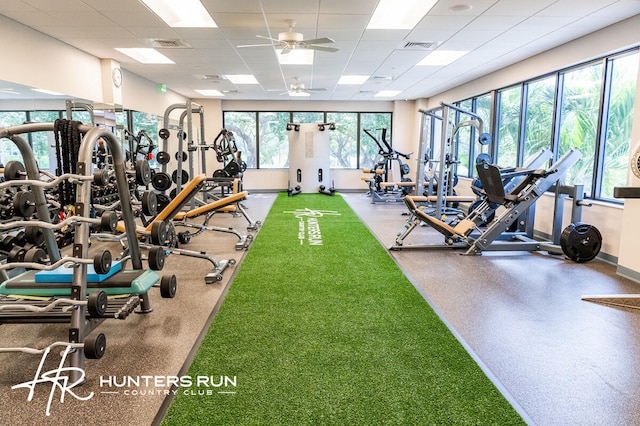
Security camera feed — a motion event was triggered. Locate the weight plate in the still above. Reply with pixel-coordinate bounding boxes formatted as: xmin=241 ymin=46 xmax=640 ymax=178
xmin=87 ymin=290 xmax=108 ymax=318
xmin=560 ymin=222 xmax=602 ymax=263
xmin=13 ymin=191 xmax=36 ymax=217
xmin=156 ymin=151 xmax=171 ymax=165
xmin=212 ymin=169 xmax=228 ymax=178
xmin=24 ymin=226 xmax=45 ymax=245
xmin=135 ymin=159 xmax=152 ymax=186
xmin=171 ymin=169 xmax=189 ymax=184
xmin=142 ymin=190 xmax=158 ymax=216
xmin=148 ymin=246 xmax=165 ymax=271
xmin=4 ymin=161 xmax=26 ymax=181
xmin=7 ymin=246 xmax=26 ymax=262
xmin=150 ymin=221 xmax=167 ymax=245
xmin=158 ymin=128 xmax=170 ymax=140
xmin=175 ymin=151 xmax=188 ymax=162
xmin=100 ymin=211 xmax=118 ymax=232
xmin=151 ymin=172 xmax=172 ymax=191
xmin=93 ymin=169 xmax=110 ymax=186
xmin=24 ymin=247 xmax=46 ymax=264
xmin=160 ymin=274 xmax=177 ymax=298
xmin=84 ymin=333 xmax=106 ymax=359
xmin=169 ymin=188 xmax=178 ymax=200
xmin=478 ymin=132 xmax=492 ymax=145
xmin=156 ymin=193 xmax=170 ymax=211
xmin=94 ymin=250 xmax=112 ymax=275
xmin=476 ymin=153 xmax=492 ymax=165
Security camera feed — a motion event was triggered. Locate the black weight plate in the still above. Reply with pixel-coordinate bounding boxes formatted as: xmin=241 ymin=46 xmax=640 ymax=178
xmin=158 ymin=128 xmax=170 ymax=140
xmin=160 ymin=274 xmax=177 ymax=298
xmin=156 ymin=151 xmax=171 ymax=165
xmin=85 ymin=333 xmax=106 ymax=359
xmin=100 ymin=211 xmax=118 ymax=232
xmin=212 ymin=169 xmax=228 ymax=178
xmin=151 ymin=172 xmax=172 ymax=191
xmin=135 ymin=160 xmax=152 ymax=186
xmin=24 ymin=226 xmax=45 ymax=245
xmin=13 ymin=191 xmax=36 ymax=217
xmin=175 ymin=151 xmax=188 ymax=162
xmin=169 ymin=188 xmax=178 ymax=200
xmin=560 ymin=222 xmax=602 ymax=263
xmin=87 ymin=290 xmax=108 ymax=317
xmin=4 ymin=160 xmax=26 ymax=181
xmin=7 ymin=246 xmax=26 ymax=262
xmin=150 ymin=221 xmax=167 ymax=245
xmin=156 ymin=193 xmax=170 ymax=211
xmin=94 ymin=250 xmax=112 ymax=275
xmin=171 ymin=169 xmax=189 ymax=184
xmin=93 ymin=169 xmax=110 ymax=186
xmin=24 ymin=247 xmax=46 ymax=263
xmin=178 ymin=231 xmax=191 ymax=245
xmin=142 ymin=190 xmax=158 ymax=216
xmin=148 ymin=246 xmax=165 ymax=271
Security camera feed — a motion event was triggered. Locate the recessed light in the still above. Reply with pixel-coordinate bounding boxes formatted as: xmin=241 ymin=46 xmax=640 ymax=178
xmin=195 ymin=89 xmax=224 ymax=97
xmin=338 ymin=75 xmax=370 ymax=85
xmin=225 ymin=75 xmax=259 ymax=84
xmin=115 ymin=48 xmax=174 ymax=64
xmin=375 ymin=90 xmax=401 ymax=98
xmin=417 ymin=50 xmax=469 ymax=66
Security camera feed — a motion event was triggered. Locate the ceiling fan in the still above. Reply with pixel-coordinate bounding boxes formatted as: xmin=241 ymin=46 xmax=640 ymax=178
xmin=268 ymin=77 xmax=327 ymax=96
xmin=238 ymin=20 xmax=338 ymax=54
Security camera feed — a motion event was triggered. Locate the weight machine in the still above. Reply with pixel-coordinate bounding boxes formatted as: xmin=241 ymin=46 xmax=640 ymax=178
xmin=414 ymin=102 xmax=492 ymax=218
xmin=361 ymin=127 xmax=413 ymax=203
xmin=391 ymin=147 xmax=601 ymax=261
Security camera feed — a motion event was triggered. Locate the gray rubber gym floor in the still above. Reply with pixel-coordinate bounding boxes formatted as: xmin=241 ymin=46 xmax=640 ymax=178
xmin=1 ymin=191 xmax=639 ymax=425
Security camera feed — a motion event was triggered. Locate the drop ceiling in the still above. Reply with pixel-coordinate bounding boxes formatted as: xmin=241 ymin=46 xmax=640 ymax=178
xmin=0 ymin=0 xmax=639 ymax=101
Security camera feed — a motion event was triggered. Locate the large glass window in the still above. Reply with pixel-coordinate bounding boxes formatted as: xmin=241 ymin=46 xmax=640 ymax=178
xmin=292 ymin=112 xmax=324 ymax=124
xmin=327 ymin=112 xmax=357 ymax=168
xmin=29 ymin=111 xmax=59 ymax=170
xmin=0 ymin=111 xmax=28 ymax=166
xmin=359 ymin=112 xmax=392 ymax=170
xmin=523 ymin=75 xmax=556 ymax=160
xmin=258 ymin=112 xmax=290 ymax=168
xmin=495 ymin=86 xmax=522 ymax=167
xmin=557 ymin=63 xmax=603 ymax=194
xmin=223 ymin=112 xmax=257 ymax=168
xmin=600 ymin=52 xmax=639 ymax=199
xmin=455 ymin=99 xmax=472 ymax=177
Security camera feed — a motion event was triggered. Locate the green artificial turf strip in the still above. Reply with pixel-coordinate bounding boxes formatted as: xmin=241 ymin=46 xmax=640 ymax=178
xmin=162 ymin=193 xmax=525 ymax=425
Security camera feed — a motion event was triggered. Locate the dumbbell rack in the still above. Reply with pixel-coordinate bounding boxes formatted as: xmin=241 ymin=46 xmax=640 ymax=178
xmin=0 ymin=122 xmax=149 ymax=382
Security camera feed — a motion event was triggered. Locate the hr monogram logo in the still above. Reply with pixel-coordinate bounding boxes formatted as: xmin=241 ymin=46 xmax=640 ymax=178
xmin=282 ymin=208 xmax=341 ymax=246
xmin=11 ymin=345 xmax=93 ymax=416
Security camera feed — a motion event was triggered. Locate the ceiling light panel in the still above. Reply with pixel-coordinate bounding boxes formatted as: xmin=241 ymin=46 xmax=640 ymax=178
xmin=140 ymin=0 xmax=217 ymax=28
xmin=367 ymin=0 xmax=438 ymax=29
xmin=417 ymin=50 xmax=469 ymax=66
xmin=115 ymin=48 xmax=175 ymax=64
xmin=225 ymin=74 xmax=259 ymax=84
xmin=338 ymin=75 xmax=370 ymax=84
xmin=277 ymin=50 xmax=314 ymax=65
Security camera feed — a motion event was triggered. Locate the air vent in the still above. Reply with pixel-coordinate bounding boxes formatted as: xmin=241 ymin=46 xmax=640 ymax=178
xmin=196 ymin=74 xmax=227 ymax=82
xmin=147 ymin=39 xmax=192 ymax=49
xmin=402 ymin=41 xmax=440 ymax=50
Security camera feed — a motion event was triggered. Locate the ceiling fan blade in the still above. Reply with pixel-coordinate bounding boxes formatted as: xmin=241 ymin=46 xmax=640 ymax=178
xmin=256 ymin=35 xmax=280 ymax=42
xmin=280 ymin=46 xmax=292 ymax=54
xmin=306 ymin=88 xmax=327 ymax=92
xmin=303 ymin=37 xmax=335 ymax=45
xmin=237 ymin=43 xmax=279 ymax=48
xmin=307 ymin=45 xmax=339 ymax=53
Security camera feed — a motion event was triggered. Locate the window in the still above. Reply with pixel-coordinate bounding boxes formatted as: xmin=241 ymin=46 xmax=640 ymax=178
xmin=258 ymin=112 xmax=290 ymax=168
xmin=360 ymin=112 xmax=392 ymax=170
xmin=292 ymin=112 xmax=324 ymax=124
xmin=29 ymin=111 xmax=59 ymax=170
xmin=556 ymin=63 xmax=603 ymax=195
xmin=599 ymin=52 xmax=639 ymax=200
xmin=223 ymin=112 xmax=257 ymax=168
xmin=327 ymin=112 xmax=357 ymax=168
xmin=0 ymin=111 xmax=28 ymax=166
xmin=130 ymin=111 xmax=159 ymax=168
xmin=455 ymin=99 xmax=472 ymax=177
xmin=523 ymin=75 xmax=556 ymax=161
xmin=495 ymin=86 xmax=522 ymax=167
